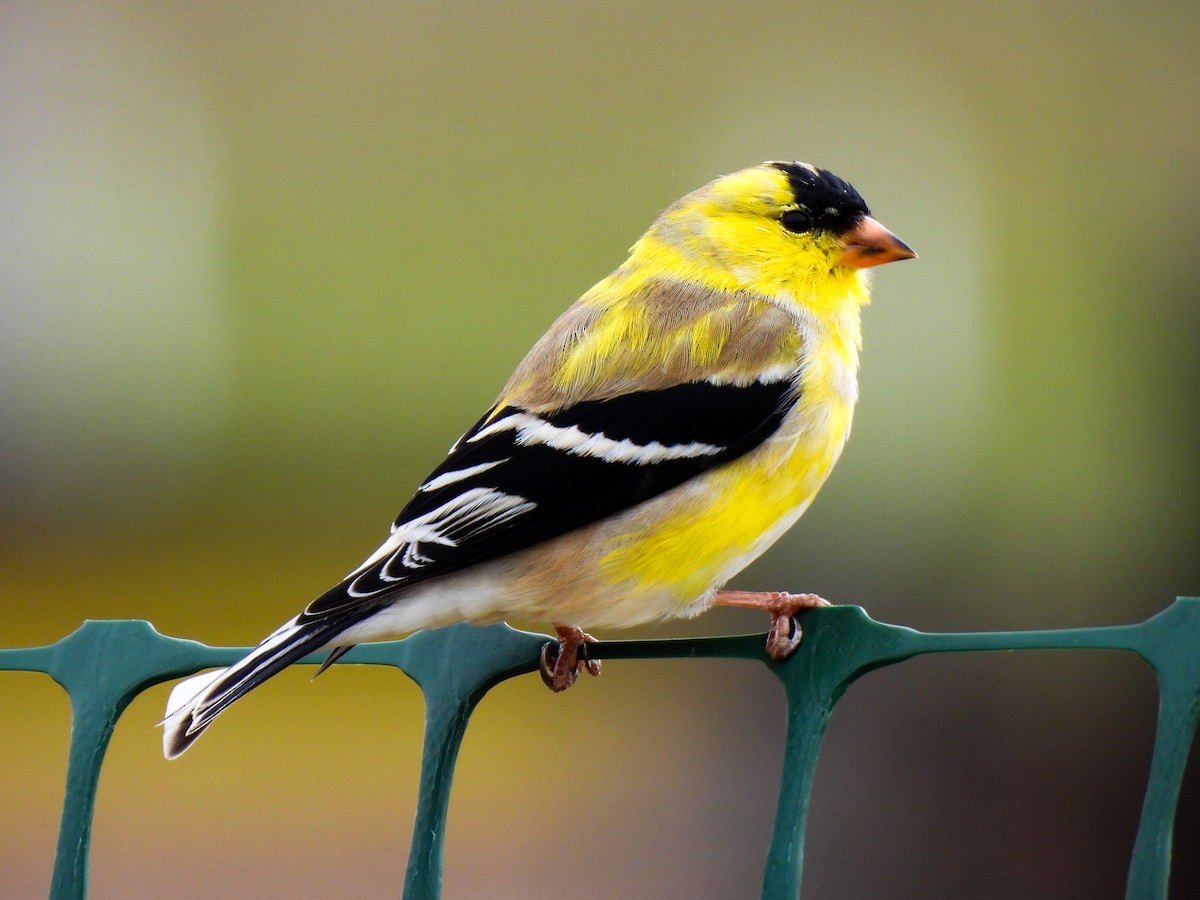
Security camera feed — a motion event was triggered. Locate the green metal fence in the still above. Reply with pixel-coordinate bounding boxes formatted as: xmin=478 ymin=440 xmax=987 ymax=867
xmin=3 ymin=598 xmax=1198 ymax=899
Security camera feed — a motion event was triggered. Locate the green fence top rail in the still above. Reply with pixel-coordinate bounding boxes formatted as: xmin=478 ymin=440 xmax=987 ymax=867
xmin=2 ymin=598 xmax=1198 ymax=899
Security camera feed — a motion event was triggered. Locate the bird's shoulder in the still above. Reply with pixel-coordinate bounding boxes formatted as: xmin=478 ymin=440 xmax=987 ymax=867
xmin=497 ymin=275 xmax=805 ymax=413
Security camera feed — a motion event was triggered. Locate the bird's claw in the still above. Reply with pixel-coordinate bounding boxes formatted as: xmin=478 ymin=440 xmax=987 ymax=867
xmin=539 ymin=626 xmax=601 ymax=691
xmin=763 ymin=592 xmax=830 ymax=660
xmin=766 ymin=611 xmax=802 ymax=659
xmin=711 ymin=589 xmax=831 ymax=661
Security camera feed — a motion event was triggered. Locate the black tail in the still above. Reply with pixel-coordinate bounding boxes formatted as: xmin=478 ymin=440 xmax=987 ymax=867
xmin=162 ymin=611 xmax=368 ymax=758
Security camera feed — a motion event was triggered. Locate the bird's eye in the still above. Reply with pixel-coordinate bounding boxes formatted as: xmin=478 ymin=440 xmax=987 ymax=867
xmin=780 ymin=209 xmax=812 ymax=233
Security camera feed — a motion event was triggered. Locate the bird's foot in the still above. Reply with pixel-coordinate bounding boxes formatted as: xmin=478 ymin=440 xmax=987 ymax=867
xmin=539 ymin=625 xmax=602 ymax=692
xmin=711 ymin=591 xmax=831 ymax=660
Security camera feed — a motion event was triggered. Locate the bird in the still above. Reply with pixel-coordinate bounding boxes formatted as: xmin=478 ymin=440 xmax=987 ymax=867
xmin=162 ymin=161 xmax=914 ymax=758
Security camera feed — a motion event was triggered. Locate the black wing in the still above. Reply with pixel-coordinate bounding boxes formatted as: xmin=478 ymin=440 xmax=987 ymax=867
xmin=304 ymin=378 xmax=797 ymax=616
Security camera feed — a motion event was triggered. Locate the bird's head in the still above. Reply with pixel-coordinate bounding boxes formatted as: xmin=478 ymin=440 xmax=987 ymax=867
xmin=638 ymin=161 xmax=915 ymax=315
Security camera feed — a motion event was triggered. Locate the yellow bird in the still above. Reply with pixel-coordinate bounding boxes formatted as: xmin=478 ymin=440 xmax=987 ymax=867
xmin=163 ymin=161 xmax=914 ymax=758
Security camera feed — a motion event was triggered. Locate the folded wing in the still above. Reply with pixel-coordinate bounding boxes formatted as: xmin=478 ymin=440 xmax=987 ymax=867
xmin=305 ymin=377 xmax=798 ymax=616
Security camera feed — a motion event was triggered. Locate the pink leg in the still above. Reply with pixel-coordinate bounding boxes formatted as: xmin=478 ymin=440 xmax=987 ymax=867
xmin=711 ymin=591 xmax=831 ymax=660
xmin=539 ymin=625 xmax=602 ymax=692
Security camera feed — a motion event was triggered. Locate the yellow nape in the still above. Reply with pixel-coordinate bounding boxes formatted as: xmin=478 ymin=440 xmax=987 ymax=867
xmin=629 ymin=163 xmax=873 ymax=318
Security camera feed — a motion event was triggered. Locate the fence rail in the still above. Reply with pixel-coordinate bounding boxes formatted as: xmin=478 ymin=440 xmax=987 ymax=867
xmin=3 ymin=598 xmax=1198 ymax=899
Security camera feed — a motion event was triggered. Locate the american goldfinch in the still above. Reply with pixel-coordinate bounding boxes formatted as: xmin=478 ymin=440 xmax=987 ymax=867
xmin=163 ymin=161 xmax=914 ymax=758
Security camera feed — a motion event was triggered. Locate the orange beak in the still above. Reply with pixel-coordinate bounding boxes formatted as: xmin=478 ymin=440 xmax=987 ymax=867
xmin=836 ymin=216 xmax=917 ymax=268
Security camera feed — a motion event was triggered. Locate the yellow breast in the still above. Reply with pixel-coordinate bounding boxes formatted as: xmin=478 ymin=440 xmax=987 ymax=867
xmin=598 ymin=316 xmax=860 ymax=604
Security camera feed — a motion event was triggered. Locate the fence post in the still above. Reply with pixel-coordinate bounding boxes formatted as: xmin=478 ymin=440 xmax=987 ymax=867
xmin=1 ymin=600 xmax=1197 ymax=898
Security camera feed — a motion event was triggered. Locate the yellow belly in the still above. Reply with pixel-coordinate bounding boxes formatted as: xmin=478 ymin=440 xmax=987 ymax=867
xmin=598 ymin=401 xmax=852 ymax=605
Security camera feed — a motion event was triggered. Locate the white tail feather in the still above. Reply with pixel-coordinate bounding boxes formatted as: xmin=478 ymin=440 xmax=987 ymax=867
xmin=161 ymin=669 xmax=226 ymax=758
xmin=159 ymin=613 xmax=360 ymax=759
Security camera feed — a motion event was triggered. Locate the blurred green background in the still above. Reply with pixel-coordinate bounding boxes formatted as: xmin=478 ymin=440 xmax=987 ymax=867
xmin=2 ymin=1 xmax=1198 ymax=897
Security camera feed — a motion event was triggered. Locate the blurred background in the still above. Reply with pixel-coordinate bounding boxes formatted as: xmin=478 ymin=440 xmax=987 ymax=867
xmin=2 ymin=1 xmax=1198 ymax=897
